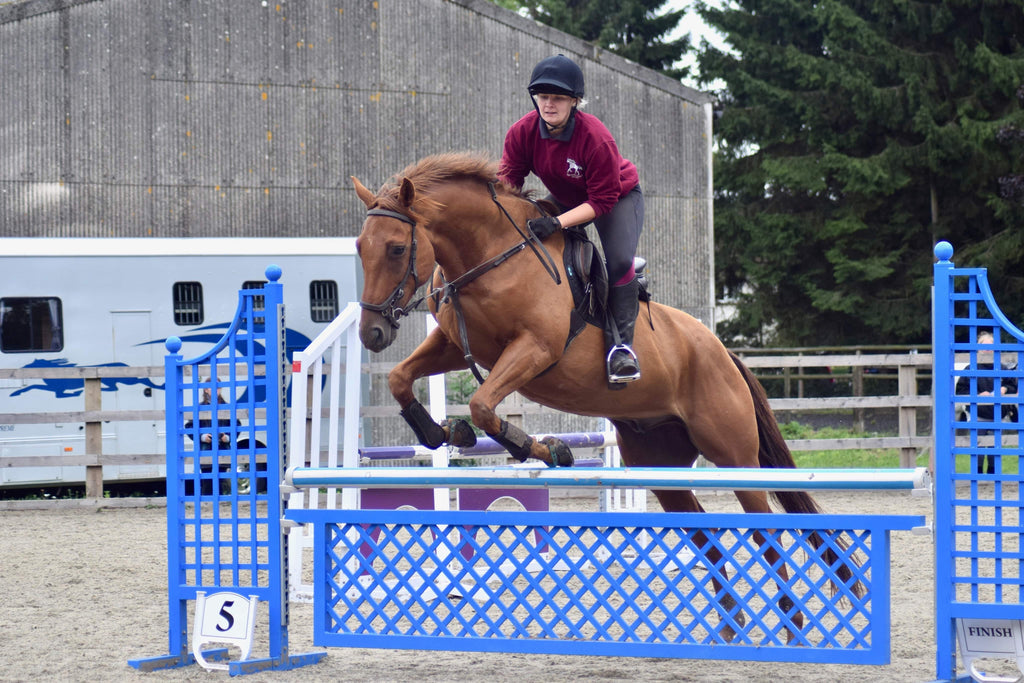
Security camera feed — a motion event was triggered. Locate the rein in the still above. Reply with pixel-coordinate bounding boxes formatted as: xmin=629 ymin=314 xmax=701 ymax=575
xmin=359 ymin=184 xmax=563 ymax=383
xmin=487 ymin=182 xmax=561 ymax=287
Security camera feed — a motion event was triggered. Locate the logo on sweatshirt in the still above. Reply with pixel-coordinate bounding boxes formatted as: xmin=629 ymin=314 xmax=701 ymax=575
xmin=566 ymin=158 xmax=583 ymax=178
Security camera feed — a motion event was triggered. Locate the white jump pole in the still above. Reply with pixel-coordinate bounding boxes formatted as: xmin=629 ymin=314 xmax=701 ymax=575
xmin=287 ymin=465 xmax=932 ymax=494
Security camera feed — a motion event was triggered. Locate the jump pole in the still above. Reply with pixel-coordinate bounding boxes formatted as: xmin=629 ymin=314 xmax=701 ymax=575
xmin=286 ymin=464 xmax=932 ymax=493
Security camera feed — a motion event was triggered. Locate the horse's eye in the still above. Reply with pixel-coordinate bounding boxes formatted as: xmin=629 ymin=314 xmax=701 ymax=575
xmin=389 ymin=244 xmax=407 ymax=258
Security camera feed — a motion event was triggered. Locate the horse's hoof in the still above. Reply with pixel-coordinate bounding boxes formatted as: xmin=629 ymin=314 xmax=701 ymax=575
xmin=717 ymin=593 xmax=745 ymax=643
xmin=541 ymin=436 xmax=573 ymax=467
xmin=442 ymin=419 xmax=477 ymax=448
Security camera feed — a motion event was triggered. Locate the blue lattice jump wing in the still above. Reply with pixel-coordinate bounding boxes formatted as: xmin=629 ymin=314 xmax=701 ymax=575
xmin=289 ymin=508 xmax=923 ymax=665
xmin=130 ymin=266 xmax=324 ymax=675
xmin=933 ymin=242 xmax=1024 ymax=681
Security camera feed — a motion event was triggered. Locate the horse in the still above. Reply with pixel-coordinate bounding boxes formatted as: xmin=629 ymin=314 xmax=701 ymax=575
xmin=351 ymin=151 xmax=860 ymax=641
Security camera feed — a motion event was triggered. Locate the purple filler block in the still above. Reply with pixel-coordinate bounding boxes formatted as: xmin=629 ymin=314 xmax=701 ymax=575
xmin=457 ymin=487 xmax=550 ymax=557
xmin=457 ymin=487 xmax=549 ymax=512
xmin=360 ymin=488 xmax=436 ymax=510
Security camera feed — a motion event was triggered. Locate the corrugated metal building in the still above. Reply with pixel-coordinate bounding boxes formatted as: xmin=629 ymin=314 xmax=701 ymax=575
xmin=2 ymin=0 xmax=715 ymax=441
xmin=1 ymin=0 xmax=714 ymax=316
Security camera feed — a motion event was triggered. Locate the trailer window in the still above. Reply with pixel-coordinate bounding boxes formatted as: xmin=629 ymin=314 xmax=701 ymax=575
xmin=241 ymin=281 xmax=266 ymax=324
xmin=310 ymin=280 xmax=338 ymax=323
xmin=173 ymin=282 xmax=204 ymax=326
xmin=0 ymin=297 xmax=64 ymax=353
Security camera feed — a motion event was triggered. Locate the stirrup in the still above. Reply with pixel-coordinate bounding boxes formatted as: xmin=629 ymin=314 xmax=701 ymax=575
xmin=606 ymin=345 xmax=640 ymax=384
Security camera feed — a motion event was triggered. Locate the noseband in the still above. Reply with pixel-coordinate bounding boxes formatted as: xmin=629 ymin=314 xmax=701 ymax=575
xmin=358 ymin=208 xmax=420 ymax=330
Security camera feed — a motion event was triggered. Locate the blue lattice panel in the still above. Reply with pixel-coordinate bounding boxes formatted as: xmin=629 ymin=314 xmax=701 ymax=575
xmin=939 ymin=267 xmax=1024 ymax=611
xmin=132 ymin=268 xmax=324 ymax=675
xmin=288 ymin=509 xmax=923 ymax=664
xmin=933 ymin=243 xmax=1024 ymax=680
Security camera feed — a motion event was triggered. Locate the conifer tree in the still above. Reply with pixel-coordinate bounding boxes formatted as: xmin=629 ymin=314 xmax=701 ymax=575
xmin=699 ymin=0 xmax=1024 ymax=346
xmin=502 ymin=0 xmax=690 ymax=78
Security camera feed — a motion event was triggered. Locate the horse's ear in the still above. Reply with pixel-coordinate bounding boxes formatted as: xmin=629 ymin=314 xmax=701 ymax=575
xmin=351 ymin=176 xmax=376 ymax=208
xmin=399 ymin=177 xmax=416 ymax=208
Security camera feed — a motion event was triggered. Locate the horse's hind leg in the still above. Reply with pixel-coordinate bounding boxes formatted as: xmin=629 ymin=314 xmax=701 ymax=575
xmin=652 ymin=489 xmax=749 ymax=643
xmin=696 ymin=432 xmax=806 ymax=643
xmin=695 ymin=428 xmax=806 ymax=639
xmin=612 ymin=419 xmax=746 ymax=642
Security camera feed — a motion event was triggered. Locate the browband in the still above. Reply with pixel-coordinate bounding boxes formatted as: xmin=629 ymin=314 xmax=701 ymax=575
xmin=366 ymin=208 xmax=415 ymax=225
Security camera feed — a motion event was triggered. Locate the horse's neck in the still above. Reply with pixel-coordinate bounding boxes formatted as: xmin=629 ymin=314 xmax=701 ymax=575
xmin=426 ymin=186 xmax=525 ymax=277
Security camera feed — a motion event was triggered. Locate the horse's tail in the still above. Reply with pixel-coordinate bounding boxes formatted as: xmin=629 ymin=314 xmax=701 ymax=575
xmin=728 ymin=350 xmax=864 ymax=598
xmin=727 ymin=351 xmax=818 ymax=514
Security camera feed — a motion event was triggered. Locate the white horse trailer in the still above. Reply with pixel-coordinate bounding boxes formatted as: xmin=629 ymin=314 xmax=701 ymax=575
xmin=0 ymin=237 xmax=359 ymax=489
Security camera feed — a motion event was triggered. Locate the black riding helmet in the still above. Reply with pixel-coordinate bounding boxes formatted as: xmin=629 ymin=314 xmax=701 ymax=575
xmin=528 ymin=54 xmax=585 ymax=99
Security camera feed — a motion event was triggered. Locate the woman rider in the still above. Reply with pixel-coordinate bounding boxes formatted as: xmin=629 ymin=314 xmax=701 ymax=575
xmin=498 ymin=54 xmax=644 ymax=385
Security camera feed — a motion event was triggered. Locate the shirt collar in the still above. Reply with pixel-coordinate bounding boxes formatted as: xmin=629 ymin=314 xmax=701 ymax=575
xmin=538 ymin=110 xmax=576 ymax=141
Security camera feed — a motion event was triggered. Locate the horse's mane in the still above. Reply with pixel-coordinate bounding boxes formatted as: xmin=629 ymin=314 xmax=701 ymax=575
xmin=375 ymin=151 xmax=528 ymax=215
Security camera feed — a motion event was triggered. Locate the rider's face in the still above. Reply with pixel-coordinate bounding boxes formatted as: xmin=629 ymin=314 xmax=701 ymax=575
xmin=534 ymin=93 xmax=576 ymax=131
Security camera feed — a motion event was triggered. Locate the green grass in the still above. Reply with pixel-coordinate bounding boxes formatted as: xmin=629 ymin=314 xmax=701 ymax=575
xmin=780 ymin=421 xmax=1020 ymax=474
xmin=780 ymin=421 xmax=915 ymax=468
xmin=950 ymin=454 xmax=1020 ymax=475
xmin=791 ymin=449 xmax=932 ymax=470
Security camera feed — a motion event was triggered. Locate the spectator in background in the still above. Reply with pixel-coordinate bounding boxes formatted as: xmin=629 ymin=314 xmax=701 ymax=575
xmin=955 ymin=331 xmax=1018 ymax=474
xmin=185 ymin=377 xmax=235 ymax=450
xmin=185 ymin=377 xmax=240 ymax=494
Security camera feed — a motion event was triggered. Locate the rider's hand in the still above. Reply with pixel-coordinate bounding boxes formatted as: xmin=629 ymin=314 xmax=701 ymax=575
xmin=528 ymin=215 xmax=561 ymax=240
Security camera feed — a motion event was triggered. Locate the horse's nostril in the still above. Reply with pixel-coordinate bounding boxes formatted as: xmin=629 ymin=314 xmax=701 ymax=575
xmin=360 ymin=323 xmax=391 ymax=352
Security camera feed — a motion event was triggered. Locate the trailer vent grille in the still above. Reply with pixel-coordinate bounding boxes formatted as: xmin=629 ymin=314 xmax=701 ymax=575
xmin=173 ymin=282 xmax=204 ymax=326
xmin=310 ymin=280 xmax=338 ymax=323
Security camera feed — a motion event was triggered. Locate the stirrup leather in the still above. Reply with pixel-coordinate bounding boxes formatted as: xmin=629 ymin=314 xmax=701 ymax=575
xmin=606 ymin=344 xmax=641 ymax=383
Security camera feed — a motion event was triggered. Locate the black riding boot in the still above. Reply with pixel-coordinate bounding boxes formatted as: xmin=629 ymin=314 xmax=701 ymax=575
xmin=606 ymin=277 xmax=641 ymax=384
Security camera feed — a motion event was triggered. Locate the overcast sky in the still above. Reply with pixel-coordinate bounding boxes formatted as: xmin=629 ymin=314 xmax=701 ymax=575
xmin=666 ymin=0 xmax=728 ymax=89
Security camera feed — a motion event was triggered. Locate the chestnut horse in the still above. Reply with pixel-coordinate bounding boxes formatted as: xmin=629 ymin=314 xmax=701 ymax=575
xmin=352 ymin=152 xmax=858 ymax=640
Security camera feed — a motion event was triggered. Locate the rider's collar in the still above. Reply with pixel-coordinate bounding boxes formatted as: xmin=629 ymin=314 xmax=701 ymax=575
xmin=538 ymin=110 xmax=576 ymax=141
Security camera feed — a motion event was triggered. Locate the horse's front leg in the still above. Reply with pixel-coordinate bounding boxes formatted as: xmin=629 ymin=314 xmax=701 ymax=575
xmin=389 ymin=326 xmax=475 ymax=449
xmin=466 ymin=337 xmax=573 ymax=467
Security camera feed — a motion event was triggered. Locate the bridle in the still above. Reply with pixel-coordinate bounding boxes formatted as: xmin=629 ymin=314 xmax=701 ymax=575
xmin=358 ymin=185 xmax=562 ymax=381
xmin=357 ymin=208 xmax=421 ymax=330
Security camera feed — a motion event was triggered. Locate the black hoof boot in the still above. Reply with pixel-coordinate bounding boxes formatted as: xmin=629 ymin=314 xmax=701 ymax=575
xmin=442 ymin=419 xmax=477 ymax=448
xmin=541 ymin=436 xmax=574 ymax=467
xmin=400 ymin=399 xmax=445 ymax=448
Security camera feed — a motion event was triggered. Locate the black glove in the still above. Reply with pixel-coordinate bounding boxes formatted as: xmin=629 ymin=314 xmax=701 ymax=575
xmin=528 ymin=215 xmax=561 ymax=240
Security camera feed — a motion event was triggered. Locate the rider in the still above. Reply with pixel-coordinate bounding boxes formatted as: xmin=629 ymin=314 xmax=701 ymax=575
xmin=498 ymin=54 xmax=644 ymax=385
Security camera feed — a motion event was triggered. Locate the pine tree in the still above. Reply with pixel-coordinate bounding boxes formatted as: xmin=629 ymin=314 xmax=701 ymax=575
xmin=700 ymin=0 xmax=1024 ymax=346
xmin=504 ymin=0 xmax=690 ymax=79
xmin=997 ymin=86 xmax=1024 ymax=204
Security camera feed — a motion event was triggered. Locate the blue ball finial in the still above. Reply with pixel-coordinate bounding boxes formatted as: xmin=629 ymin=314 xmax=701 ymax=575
xmin=266 ymin=264 xmax=282 ymax=282
xmin=165 ymin=336 xmax=182 ymax=353
xmin=934 ymin=241 xmax=954 ymax=262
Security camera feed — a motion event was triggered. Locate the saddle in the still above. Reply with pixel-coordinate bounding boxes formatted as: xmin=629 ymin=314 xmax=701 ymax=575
xmin=561 ymin=226 xmax=650 ymax=351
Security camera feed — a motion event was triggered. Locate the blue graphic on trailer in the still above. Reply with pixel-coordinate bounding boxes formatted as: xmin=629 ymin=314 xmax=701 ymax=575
xmin=139 ymin=324 xmax=314 ymax=360
xmin=13 ymin=327 xmax=313 ymax=404
xmin=10 ymin=359 xmax=164 ymax=398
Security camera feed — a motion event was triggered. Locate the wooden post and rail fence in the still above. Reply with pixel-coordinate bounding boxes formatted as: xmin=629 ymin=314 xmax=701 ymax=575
xmin=1 ymin=349 xmax=938 ymax=500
